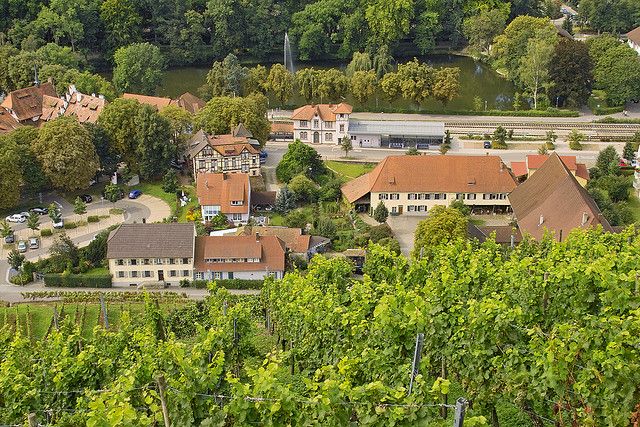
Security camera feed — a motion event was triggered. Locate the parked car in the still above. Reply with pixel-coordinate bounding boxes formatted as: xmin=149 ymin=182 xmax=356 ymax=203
xmin=52 ymin=219 xmax=64 ymax=229
xmin=128 ymin=189 xmax=142 ymax=199
xmin=259 ymin=150 xmax=268 ymax=164
xmin=29 ymin=237 xmax=40 ymax=249
xmin=5 ymin=214 xmax=26 ymax=223
xmin=483 ymin=141 xmax=492 ymax=149
xmin=79 ymin=194 xmax=93 ymax=203
xmin=4 ymin=234 xmax=15 ymax=244
xmin=30 ymin=207 xmax=49 ymax=215
xmin=17 ymin=240 xmax=27 ymax=253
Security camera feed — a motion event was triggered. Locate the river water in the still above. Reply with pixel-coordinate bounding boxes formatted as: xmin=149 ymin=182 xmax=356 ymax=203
xmin=156 ymin=54 xmax=516 ymax=111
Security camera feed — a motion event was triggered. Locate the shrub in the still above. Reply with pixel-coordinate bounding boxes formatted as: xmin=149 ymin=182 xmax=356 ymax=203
xmin=87 ymin=215 xmax=100 ymax=223
xmin=109 ymin=208 xmax=124 ymax=215
xmin=44 ymin=273 xmax=112 ymax=288
xmin=64 ymin=221 xmax=77 ymax=229
xmin=181 ymin=279 xmax=264 ymax=289
xmin=10 ymin=272 xmax=32 ymax=285
xmin=40 ymin=228 xmax=53 ymax=237
xmin=369 ymin=224 xmax=394 ymax=243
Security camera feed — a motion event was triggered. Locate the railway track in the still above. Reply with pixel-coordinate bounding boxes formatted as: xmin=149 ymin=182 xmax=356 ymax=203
xmin=445 ymin=121 xmax=640 ymax=132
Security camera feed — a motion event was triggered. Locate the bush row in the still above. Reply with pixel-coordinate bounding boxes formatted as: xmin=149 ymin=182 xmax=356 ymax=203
xmin=180 ymin=279 xmax=264 ymax=290
xmin=44 ymin=273 xmax=112 ymax=288
xmin=88 ymin=215 xmax=100 ymax=223
xmin=350 ymin=106 xmax=580 ymax=117
xmin=593 ymin=106 xmax=624 ymax=115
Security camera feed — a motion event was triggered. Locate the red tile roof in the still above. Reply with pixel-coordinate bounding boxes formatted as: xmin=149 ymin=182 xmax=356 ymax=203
xmin=196 ymin=173 xmax=250 ymax=214
xmin=187 ymin=130 xmax=259 ymax=158
xmin=341 ymin=155 xmax=517 ymax=203
xmin=627 ymin=27 xmax=640 ymax=45
xmin=510 ymin=161 xmax=527 ymax=177
xmin=174 ymin=92 xmax=205 ymax=114
xmin=509 ymin=153 xmax=612 ymax=240
xmin=0 ymin=107 xmax=21 ymax=134
xmin=291 ymin=103 xmax=352 ymax=121
xmin=239 ymin=226 xmax=312 ymax=254
xmin=527 ymin=154 xmax=577 ymax=171
xmin=41 ymin=91 xmax=106 ymax=124
xmin=0 ymin=83 xmax=57 ymax=121
xmin=194 ymin=235 xmax=285 ymax=272
xmin=123 ymin=93 xmax=172 ymax=110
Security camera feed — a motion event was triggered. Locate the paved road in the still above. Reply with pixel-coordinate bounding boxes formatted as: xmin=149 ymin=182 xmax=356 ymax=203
xmin=0 ymin=194 xmax=171 ymax=289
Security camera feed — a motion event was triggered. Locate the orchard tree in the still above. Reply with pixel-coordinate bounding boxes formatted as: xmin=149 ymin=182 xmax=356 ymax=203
xmin=412 ymin=205 xmax=468 ymax=259
xmin=373 ymin=201 xmax=389 ymax=223
xmin=0 ymin=138 xmax=23 ymax=209
xmin=34 ymin=117 xmax=99 ymax=190
xmin=113 ymin=42 xmax=165 ymax=95
xmin=265 ymin=64 xmax=294 ymax=105
xmin=350 ymin=70 xmax=377 ymax=104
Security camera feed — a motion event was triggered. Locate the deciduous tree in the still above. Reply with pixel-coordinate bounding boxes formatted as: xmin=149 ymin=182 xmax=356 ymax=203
xmin=412 ymin=205 xmax=467 ymax=258
xmin=350 ymin=70 xmax=377 ymax=104
xmin=97 ymin=98 xmax=141 ymax=168
xmin=135 ymin=105 xmax=174 ymax=180
xmin=265 ymin=64 xmax=294 ymax=105
xmin=433 ymin=67 xmax=460 ymax=106
xmin=518 ymin=31 xmax=555 ymax=109
xmin=276 ymin=139 xmax=327 ymax=183
xmin=34 ymin=116 xmax=99 ymax=190
xmin=113 ymin=42 xmax=165 ymax=95
xmin=548 ymin=39 xmax=593 ymax=107
xmin=462 ymin=7 xmax=509 ymax=56
xmin=0 ymin=139 xmax=23 ymax=209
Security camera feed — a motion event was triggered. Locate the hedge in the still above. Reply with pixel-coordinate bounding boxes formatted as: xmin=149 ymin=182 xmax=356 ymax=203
xmin=593 ymin=106 xmax=624 ymax=115
xmin=350 ymin=106 xmax=580 ymax=117
xmin=63 ymin=221 xmax=77 ymax=229
xmin=181 ymin=279 xmax=263 ymax=290
xmin=44 ymin=273 xmax=112 ymax=288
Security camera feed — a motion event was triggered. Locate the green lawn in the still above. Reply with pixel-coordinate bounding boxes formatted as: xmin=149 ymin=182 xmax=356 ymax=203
xmin=324 ymin=160 xmax=376 ymax=180
xmin=82 ymin=267 xmax=110 ymax=276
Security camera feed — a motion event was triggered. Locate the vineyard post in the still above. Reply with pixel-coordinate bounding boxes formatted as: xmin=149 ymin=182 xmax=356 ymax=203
xmin=53 ymin=305 xmax=59 ymax=330
xmin=28 ymin=413 xmax=37 ymax=427
xmin=156 ymin=374 xmax=171 ymax=427
xmin=408 ymin=333 xmax=424 ymax=396
xmin=453 ymin=397 xmax=467 ymax=427
xmin=100 ymin=295 xmax=109 ymax=329
xmin=223 ymin=300 xmax=228 ymax=316
xmin=440 ymin=357 xmax=448 ymax=419
xmin=635 ymin=273 xmax=639 ymax=295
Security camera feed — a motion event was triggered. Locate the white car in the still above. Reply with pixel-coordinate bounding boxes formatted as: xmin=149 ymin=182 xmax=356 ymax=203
xmin=5 ymin=214 xmax=26 ymax=223
xmin=52 ymin=218 xmax=64 ymax=229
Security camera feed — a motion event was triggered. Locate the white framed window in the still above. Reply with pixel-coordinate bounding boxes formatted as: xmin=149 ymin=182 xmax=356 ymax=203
xmin=183 ymin=270 xmax=190 ymax=277
xmin=198 ymin=160 xmax=206 ymax=170
xmin=300 ymin=120 xmax=308 ymax=128
xmin=214 ymin=272 xmax=222 ymax=279
xmin=195 ymin=272 xmax=204 ymax=280
xmin=313 ymin=119 xmax=319 ymax=128
xmin=300 ymin=131 xmax=308 ymax=140
xmin=232 ymin=213 xmax=242 ymax=221
xmin=339 ymin=124 xmax=344 ymax=132
xmin=131 ymin=271 xmax=139 ymax=278
xmin=169 ymin=270 xmax=177 ymax=277
xmin=230 ymin=200 xmax=243 ymax=206
xmin=143 ymin=271 xmax=152 ymax=278
xmin=117 ymin=271 xmax=125 ymax=278
xmin=467 ymin=193 xmax=476 ymax=200
xmin=325 ymin=133 xmax=333 ymax=141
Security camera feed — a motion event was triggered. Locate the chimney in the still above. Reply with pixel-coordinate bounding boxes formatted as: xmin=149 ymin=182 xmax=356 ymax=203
xmin=76 ymin=92 xmax=82 ymax=103
xmin=98 ymin=94 xmax=104 ymax=100
xmin=581 ymin=212 xmax=589 ymax=226
xmin=500 ymin=162 xmax=504 ymax=172
xmin=222 ymin=172 xmax=227 ymax=180
xmin=539 ymin=215 xmax=544 ymax=226
xmin=255 ymin=232 xmax=260 ymax=241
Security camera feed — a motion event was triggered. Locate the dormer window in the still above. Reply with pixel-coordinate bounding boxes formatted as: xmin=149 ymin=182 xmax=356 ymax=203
xmin=202 ymin=147 xmax=213 ymax=157
xmin=231 ymin=200 xmax=243 ymax=206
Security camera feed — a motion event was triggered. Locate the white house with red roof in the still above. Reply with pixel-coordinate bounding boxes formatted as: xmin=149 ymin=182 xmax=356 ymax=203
xmin=291 ymin=103 xmax=352 ymax=144
xmin=627 ymin=27 xmax=640 ymax=55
